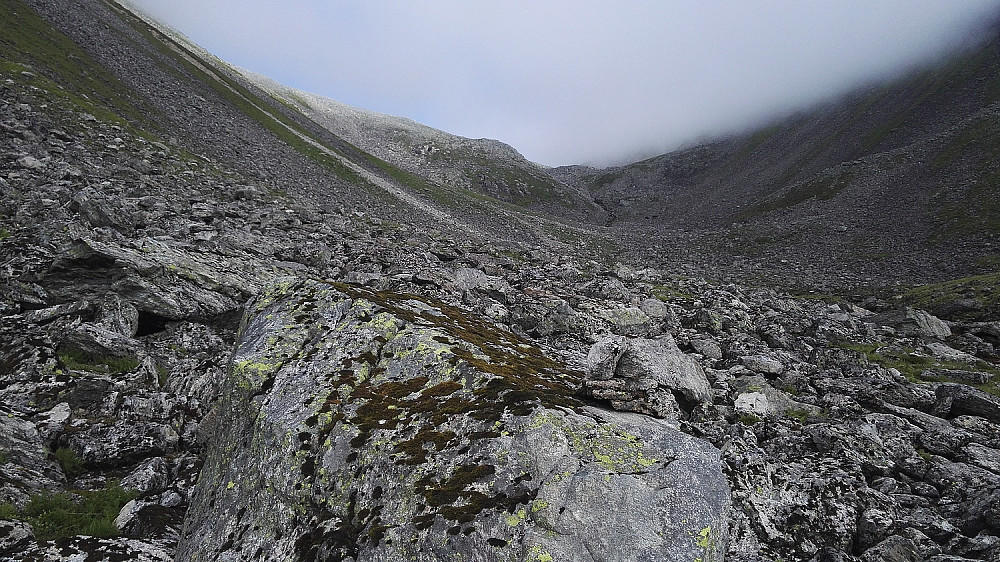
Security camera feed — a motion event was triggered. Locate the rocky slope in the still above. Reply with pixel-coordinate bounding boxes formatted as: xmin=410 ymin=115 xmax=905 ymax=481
xmin=240 ymin=71 xmax=605 ymax=224
xmin=1 ymin=0 xmax=1000 ymax=561
xmin=557 ymin=22 xmax=1000 ymax=286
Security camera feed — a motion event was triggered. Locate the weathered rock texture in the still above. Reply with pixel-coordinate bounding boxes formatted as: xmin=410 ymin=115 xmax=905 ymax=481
xmin=177 ymin=279 xmax=730 ymax=561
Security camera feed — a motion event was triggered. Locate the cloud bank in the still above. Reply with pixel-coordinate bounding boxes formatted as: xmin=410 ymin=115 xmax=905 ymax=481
xmin=129 ymin=0 xmax=1000 ymax=167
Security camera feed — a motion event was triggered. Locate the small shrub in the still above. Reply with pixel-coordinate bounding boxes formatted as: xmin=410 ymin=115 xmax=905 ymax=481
xmin=785 ymin=409 xmax=809 ymax=422
xmin=738 ymin=413 xmax=761 ymax=425
xmin=54 ymin=447 xmax=85 ymax=479
xmin=156 ymin=365 xmax=169 ymax=387
xmin=0 ymin=502 xmax=18 ymax=519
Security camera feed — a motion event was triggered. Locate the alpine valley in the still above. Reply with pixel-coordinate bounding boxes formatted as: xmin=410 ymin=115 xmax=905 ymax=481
xmin=2 ymin=1 xmax=1000 ymax=561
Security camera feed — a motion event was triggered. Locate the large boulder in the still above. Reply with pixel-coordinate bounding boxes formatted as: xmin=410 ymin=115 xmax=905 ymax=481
xmin=584 ymin=334 xmax=713 ymax=418
xmin=870 ymin=308 xmax=951 ymax=339
xmin=176 ymin=279 xmax=730 ymax=561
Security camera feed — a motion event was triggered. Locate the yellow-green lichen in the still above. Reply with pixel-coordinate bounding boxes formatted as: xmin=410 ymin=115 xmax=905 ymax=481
xmin=529 ymin=412 xmax=660 ymax=474
xmin=527 ymin=545 xmax=554 ymax=562
xmin=505 ymin=508 xmax=527 ymax=527
xmin=690 ymin=525 xmax=720 ymax=562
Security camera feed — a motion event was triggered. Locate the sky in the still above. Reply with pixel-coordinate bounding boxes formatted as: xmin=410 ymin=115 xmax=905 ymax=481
xmin=128 ymin=1 xmax=1000 ymax=167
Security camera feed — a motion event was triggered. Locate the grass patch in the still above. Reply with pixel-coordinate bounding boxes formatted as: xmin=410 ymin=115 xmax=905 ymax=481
xmin=836 ymin=341 xmax=1000 ymax=387
xmin=652 ymin=284 xmax=695 ymax=301
xmin=58 ymin=349 xmax=139 ymax=375
xmin=0 ymin=0 xmax=157 ymax=131
xmin=790 ymin=292 xmax=850 ymax=305
xmin=738 ymin=169 xmax=855 ymax=221
xmin=896 ymin=272 xmax=1000 ymax=321
xmin=53 ymin=447 xmax=85 ymax=480
xmin=2 ymin=483 xmax=135 ymax=541
xmin=784 ymin=408 xmax=825 ymax=423
xmin=733 ymin=124 xmax=782 ymax=161
xmin=0 ymin=502 xmax=18 ymax=519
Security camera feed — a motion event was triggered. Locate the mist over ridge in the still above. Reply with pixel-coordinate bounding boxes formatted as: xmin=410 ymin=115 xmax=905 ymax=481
xmin=126 ymin=0 xmax=1000 ymax=167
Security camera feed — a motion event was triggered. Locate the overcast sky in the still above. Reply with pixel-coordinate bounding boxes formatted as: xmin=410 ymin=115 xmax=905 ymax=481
xmin=128 ymin=1 xmax=1000 ymax=167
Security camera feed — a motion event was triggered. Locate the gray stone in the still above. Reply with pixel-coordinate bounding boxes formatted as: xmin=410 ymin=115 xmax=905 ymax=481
xmin=0 ymin=519 xmax=35 ymax=557
xmin=0 ymin=413 xmax=64 ymax=502
xmin=585 ymin=334 xmax=712 ymax=417
xmin=932 ymin=384 xmax=1000 ymax=423
xmin=16 ymin=155 xmax=44 ymax=170
xmin=740 ymin=354 xmax=785 ymax=376
xmin=59 ymin=322 xmax=140 ymax=365
xmin=638 ymin=297 xmax=669 ymax=320
xmin=597 ymin=306 xmax=655 ymax=336
xmin=690 ymin=335 xmax=723 ymax=360
xmin=871 ymin=308 xmax=951 ymax=339
xmin=175 ymin=279 xmax=730 ymax=562
xmin=97 ymin=294 xmax=140 ymax=337
xmin=122 ymin=457 xmax=172 ymax=496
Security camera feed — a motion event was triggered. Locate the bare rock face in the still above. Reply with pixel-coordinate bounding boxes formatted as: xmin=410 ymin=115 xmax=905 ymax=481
xmin=176 ymin=279 xmax=730 ymax=561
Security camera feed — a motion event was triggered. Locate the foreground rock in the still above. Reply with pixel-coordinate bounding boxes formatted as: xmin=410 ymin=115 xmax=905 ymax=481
xmin=177 ymin=279 xmax=730 ymax=561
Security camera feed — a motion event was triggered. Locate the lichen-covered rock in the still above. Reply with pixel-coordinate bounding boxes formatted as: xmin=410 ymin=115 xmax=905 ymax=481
xmin=176 ymin=279 xmax=730 ymax=561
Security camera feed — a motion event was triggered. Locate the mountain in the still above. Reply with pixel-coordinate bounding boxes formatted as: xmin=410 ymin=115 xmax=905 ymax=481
xmin=2 ymin=0 xmax=1000 ymax=561
xmin=559 ymin=24 xmax=1000 ymax=286
xmin=240 ymin=70 xmax=605 ymax=224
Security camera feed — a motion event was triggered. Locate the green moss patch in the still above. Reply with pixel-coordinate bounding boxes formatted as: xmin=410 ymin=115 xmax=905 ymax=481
xmin=836 ymin=341 xmax=1000 ymax=395
xmin=58 ymin=349 xmax=139 ymax=375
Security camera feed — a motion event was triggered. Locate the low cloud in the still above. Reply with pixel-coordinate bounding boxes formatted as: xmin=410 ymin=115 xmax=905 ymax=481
xmin=131 ymin=0 xmax=1000 ymax=167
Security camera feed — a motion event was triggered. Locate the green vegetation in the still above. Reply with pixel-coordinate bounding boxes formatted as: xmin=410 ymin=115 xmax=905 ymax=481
xmin=0 ymin=501 xmax=18 ymax=519
xmin=836 ymin=341 xmax=1000 ymax=396
xmin=738 ymin=169 xmax=855 ymax=220
xmin=58 ymin=349 xmax=139 ymax=374
xmin=423 ymin=144 xmax=568 ymax=207
xmin=585 ymin=169 xmax=625 ymax=191
xmin=652 ymin=284 xmax=695 ymax=301
xmin=0 ymin=0 xmax=156 ymax=131
xmin=784 ymin=408 xmax=822 ymax=423
xmin=53 ymin=447 xmax=85 ymax=479
xmin=738 ymin=413 xmax=761 ymax=425
xmin=930 ymin=171 xmax=1000 ymax=241
xmin=156 ymin=365 xmax=170 ymax=387
xmin=896 ymin=272 xmax=1000 ymax=322
xmin=0 ymin=483 xmax=135 ymax=540
xmin=732 ymin=125 xmax=782 ymax=161
xmin=0 ymin=228 xmax=10 ymax=241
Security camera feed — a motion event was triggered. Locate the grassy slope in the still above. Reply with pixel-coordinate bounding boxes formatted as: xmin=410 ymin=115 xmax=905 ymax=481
xmin=0 ymin=0 xmax=158 ymax=133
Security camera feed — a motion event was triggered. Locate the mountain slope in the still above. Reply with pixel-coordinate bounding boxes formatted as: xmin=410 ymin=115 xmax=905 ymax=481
xmin=561 ymin=23 xmax=1000 ymax=284
xmin=3 ymin=2 xmax=1000 ymax=562
xmin=239 ymin=70 xmax=605 ymax=223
